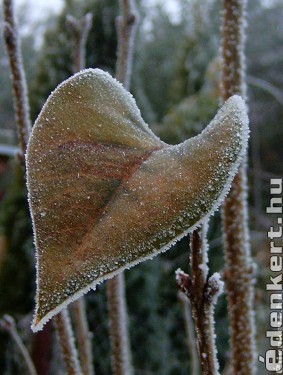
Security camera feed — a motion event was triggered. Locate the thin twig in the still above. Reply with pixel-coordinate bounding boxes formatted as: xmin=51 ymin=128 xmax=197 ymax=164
xmin=70 ymin=299 xmax=94 ymax=375
xmin=106 ymin=2 xmax=138 ymax=375
xmin=66 ymin=13 xmax=93 ymax=73
xmin=178 ymin=292 xmax=199 ymax=375
xmin=115 ymin=0 xmax=138 ymax=89
xmin=220 ymin=1 xmax=256 ymax=374
xmin=0 ymin=315 xmax=37 ymax=375
xmin=107 ymin=273 xmax=133 ymax=375
xmin=53 ymin=309 xmax=82 ymax=375
xmin=67 ymin=13 xmax=94 ymax=375
xmin=176 ymin=225 xmax=223 ymax=375
xmin=2 ymin=0 xmax=32 ymax=163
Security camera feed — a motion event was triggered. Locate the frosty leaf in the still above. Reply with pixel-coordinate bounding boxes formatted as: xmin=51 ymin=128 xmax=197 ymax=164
xmin=26 ymin=68 xmax=249 ymax=332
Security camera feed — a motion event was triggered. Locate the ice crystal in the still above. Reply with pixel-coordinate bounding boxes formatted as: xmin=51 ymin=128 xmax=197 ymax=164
xmin=26 ymin=68 xmax=249 ymax=331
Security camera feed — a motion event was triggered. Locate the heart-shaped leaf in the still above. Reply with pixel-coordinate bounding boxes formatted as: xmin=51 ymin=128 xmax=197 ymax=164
xmin=26 ymin=69 xmax=249 ymax=332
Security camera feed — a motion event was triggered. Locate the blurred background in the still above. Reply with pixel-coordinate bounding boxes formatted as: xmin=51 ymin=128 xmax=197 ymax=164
xmin=0 ymin=0 xmax=282 ymax=373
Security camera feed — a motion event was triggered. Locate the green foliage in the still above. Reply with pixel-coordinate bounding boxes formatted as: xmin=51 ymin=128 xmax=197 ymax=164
xmin=156 ymin=92 xmax=218 ymax=145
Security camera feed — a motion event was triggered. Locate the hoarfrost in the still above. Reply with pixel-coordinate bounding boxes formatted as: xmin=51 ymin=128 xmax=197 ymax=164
xmin=26 ymin=69 xmax=249 ymax=331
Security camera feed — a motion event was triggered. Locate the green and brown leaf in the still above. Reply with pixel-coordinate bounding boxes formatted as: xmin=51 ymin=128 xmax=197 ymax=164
xmin=26 ymin=69 xmax=249 ymax=331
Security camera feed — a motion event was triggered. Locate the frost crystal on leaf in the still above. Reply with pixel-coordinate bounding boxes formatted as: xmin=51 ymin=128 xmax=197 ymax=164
xmin=26 ymin=68 xmax=249 ymax=331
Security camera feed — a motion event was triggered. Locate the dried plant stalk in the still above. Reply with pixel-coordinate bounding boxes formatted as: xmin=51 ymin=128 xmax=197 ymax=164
xmin=54 ymin=309 xmax=82 ymax=375
xmin=178 ymin=292 xmax=199 ymax=375
xmin=2 ymin=0 xmax=31 ymax=161
xmin=115 ymin=0 xmax=138 ymax=89
xmin=66 ymin=13 xmax=93 ymax=73
xmin=107 ymin=273 xmax=133 ymax=375
xmin=107 ymin=1 xmax=138 ymax=374
xmin=177 ymin=225 xmax=223 ymax=375
xmin=70 ymin=299 xmax=94 ymax=375
xmin=0 ymin=315 xmax=37 ymax=375
xmin=67 ymin=13 xmax=94 ymax=375
xmin=221 ymin=0 xmax=256 ymax=374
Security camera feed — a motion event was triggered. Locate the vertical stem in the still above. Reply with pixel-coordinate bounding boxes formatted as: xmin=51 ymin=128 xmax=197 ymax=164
xmin=178 ymin=292 xmax=199 ymax=375
xmin=31 ymin=322 xmax=52 ymax=375
xmin=67 ymin=13 xmax=94 ymax=375
xmin=107 ymin=273 xmax=133 ymax=375
xmin=106 ymin=2 xmax=138 ymax=375
xmin=66 ymin=13 xmax=93 ymax=72
xmin=2 ymin=0 xmax=32 ymax=162
xmin=176 ymin=225 xmax=223 ymax=375
xmin=221 ymin=1 xmax=256 ymax=374
xmin=70 ymin=298 xmax=94 ymax=375
xmin=115 ymin=0 xmax=138 ymax=89
xmin=0 ymin=315 xmax=37 ymax=375
xmin=53 ymin=309 xmax=82 ymax=375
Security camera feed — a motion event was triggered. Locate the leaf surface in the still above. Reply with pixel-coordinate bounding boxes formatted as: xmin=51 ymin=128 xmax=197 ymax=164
xmin=26 ymin=69 xmax=249 ymax=331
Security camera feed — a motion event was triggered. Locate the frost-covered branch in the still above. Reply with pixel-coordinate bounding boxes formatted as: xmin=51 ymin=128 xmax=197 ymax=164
xmin=106 ymin=2 xmax=138 ymax=375
xmin=220 ymin=1 xmax=256 ymax=373
xmin=115 ymin=0 xmax=139 ymax=89
xmin=2 ymin=0 xmax=32 ymax=162
xmin=70 ymin=299 xmax=94 ymax=375
xmin=107 ymin=273 xmax=133 ymax=375
xmin=53 ymin=309 xmax=82 ymax=375
xmin=176 ymin=226 xmax=223 ymax=375
xmin=178 ymin=292 xmax=199 ymax=375
xmin=67 ymin=13 xmax=94 ymax=375
xmin=0 ymin=315 xmax=37 ymax=375
xmin=66 ymin=13 xmax=93 ymax=72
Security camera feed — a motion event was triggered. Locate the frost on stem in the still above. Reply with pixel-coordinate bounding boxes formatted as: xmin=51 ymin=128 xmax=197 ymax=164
xmin=66 ymin=12 xmax=94 ymax=375
xmin=107 ymin=1 xmax=138 ymax=374
xmin=66 ymin=13 xmax=93 ymax=73
xmin=53 ymin=309 xmax=82 ymax=375
xmin=107 ymin=273 xmax=133 ymax=375
xmin=26 ymin=69 xmax=249 ymax=332
xmin=115 ymin=0 xmax=139 ymax=89
xmin=0 ymin=315 xmax=37 ymax=375
xmin=70 ymin=298 xmax=94 ymax=375
xmin=176 ymin=226 xmax=224 ymax=375
xmin=2 ymin=0 xmax=32 ymax=161
xmin=221 ymin=1 xmax=256 ymax=374
xmin=178 ymin=292 xmax=199 ymax=375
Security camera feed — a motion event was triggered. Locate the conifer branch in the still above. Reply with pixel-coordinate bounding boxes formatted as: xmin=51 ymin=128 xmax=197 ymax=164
xmin=2 ymin=0 xmax=32 ymax=163
xmin=53 ymin=309 xmax=82 ymax=375
xmin=106 ymin=2 xmax=138 ymax=375
xmin=67 ymin=13 xmax=94 ymax=375
xmin=176 ymin=225 xmax=223 ymax=375
xmin=220 ymin=1 xmax=256 ymax=373
xmin=0 ymin=315 xmax=37 ymax=375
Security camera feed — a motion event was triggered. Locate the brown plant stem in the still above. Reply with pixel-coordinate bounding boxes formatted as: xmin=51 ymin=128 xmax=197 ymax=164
xmin=176 ymin=225 xmax=223 ymax=375
xmin=178 ymin=291 xmax=199 ymax=375
xmin=67 ymin=13 xmax=94 ymax=375
xmin=221 ymin=1 xmax=256 ymax=374
xmin=70 ymin=298 xmax=94 ymax=375
xmin=66 ymin=13 xmax=93 ymax=73
xmin=0 ymin=315 xmax=37 ymax=375
xmin=2 ymin=0 xmax=32 ymax=162
xmin=53 ymin=309 xmax=82 ymax=375
xmin=115 ymin=0 xmax=138 ymax=89
xmin=106 ymin=2 xmax=138 ymax=375
xmin=31 ymin=322 xmax=52 ymax=375
xmin=107 ymin=273 xmax=133 ymax=375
